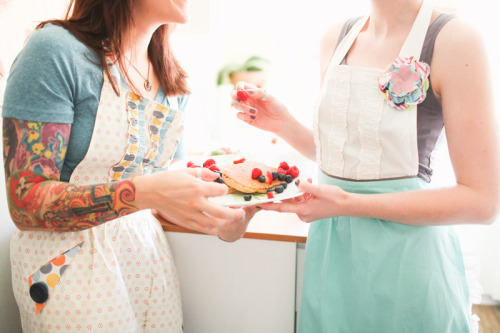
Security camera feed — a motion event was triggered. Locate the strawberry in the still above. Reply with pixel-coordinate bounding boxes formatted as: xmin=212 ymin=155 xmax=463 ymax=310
xmin=287 ymin=165 xmax=299 ymax=178
xmin=203 ymin=158 xmax=216 ymax=168
xmin=233 ymin=157 xmax=246 ymax=164
xmin=267 ymin=191 xmax=276 ymax=199
xmin=187 ymin=161 xmax=195 ymax=167
xmin=277 ymin=167 xmax=287 ymax=175
xmin=236 ymin=89 xmax=249 ymax=102
xmin=278 ymin=161 xmax=290 ymax=170
xmin=251 ymin=168 xmax=262 ymax=179
xmin=208 ymin=164 xmax=220 ymax=172
xmin=266 ymin=171 xmax=273 ymax=185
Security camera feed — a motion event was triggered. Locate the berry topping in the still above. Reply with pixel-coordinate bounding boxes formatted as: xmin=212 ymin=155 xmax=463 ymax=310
xmin=277 ymin=167 xmax=287 ymax=175
xmin=287 ymin=165 xmax=299 ymax=178
xmin=280 ymin=182 xmax=288 ymax=189
xmin=215 ymin=177 xmax=224 ymax=184
xmin=275 ymin=185 xmax=284 ymax=193
xmin=236 ymin=89 xmax=249 ymax=102
xmin=257 ymin=175 xmax=266 ymax=183
xmin=267 ymin=187 xmax=276 ymax=193
xmin=272 ymin=171 xmax=279 ymax=180
xmin=285 ymin=174 xmax=293 ymax=183
xmin=278 ymin=173 xmax=285 ymax=181
xmin=278 ymin=161 xmax=290 ymax=171
xmin=266 ymin=171 xmax=273 ymax=185
xmin=208 ymin=164 xmax=220 ymax=172
xmin=187 ymin=161 xmax=195 ymax=167
xmin=233 ymin=157 xmax=246 ymax=164
xmin=244 ymin=194 xmax=252 ymax=201
xmin=203 ymin=158 xmax=216 ymax=168
xmin=267 ymin=191 xmax=276 ymax=199
xmin=251 ymin=168 xmax=263 ymax=179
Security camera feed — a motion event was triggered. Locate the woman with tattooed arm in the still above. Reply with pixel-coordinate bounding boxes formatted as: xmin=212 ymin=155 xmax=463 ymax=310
xmin=1 ymin=0 xmax=255 ymax=331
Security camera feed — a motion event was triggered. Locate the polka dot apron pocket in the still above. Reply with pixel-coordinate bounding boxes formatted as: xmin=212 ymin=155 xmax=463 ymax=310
xmin=28 ymin=242 xmax=84 ymax=314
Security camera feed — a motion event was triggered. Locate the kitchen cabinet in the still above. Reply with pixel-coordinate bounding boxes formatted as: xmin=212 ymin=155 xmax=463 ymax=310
xmin=164 ymin=211 xmax=308 ymax=333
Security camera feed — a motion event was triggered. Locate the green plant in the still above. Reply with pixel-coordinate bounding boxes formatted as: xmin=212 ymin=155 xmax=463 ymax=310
xmin=216 ymin=56 xmax=269 ymax=86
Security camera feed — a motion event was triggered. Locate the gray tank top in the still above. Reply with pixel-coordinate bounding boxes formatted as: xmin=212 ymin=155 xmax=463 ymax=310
xmin=337 ymin=14 xmax=455 ymax=182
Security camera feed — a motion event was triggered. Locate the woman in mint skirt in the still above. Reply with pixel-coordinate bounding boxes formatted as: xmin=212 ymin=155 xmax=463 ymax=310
xmin=231 ymin=0 xmax=499 ymax=331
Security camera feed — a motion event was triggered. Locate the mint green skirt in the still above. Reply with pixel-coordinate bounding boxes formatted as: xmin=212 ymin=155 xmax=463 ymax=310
xmin=298 ymin=172 xmax=472 ymax=333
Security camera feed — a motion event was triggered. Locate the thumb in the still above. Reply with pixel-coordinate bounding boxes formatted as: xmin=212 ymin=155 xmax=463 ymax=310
xmin=235 ymin=81 xmax=273 ymax=103
xmin=296 ymin=179 xmax=322 ymax=197
xmin=185 ymin=167 xmax=220 ymax=182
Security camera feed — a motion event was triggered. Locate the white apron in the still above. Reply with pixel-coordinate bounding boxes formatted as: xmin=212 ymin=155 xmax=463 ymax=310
xmin=10 ymin=54 xmax=184 ymax=332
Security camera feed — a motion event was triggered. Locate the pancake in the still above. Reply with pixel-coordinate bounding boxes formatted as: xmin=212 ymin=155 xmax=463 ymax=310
xmin=220 ymin=161 xmax=283 ymax=194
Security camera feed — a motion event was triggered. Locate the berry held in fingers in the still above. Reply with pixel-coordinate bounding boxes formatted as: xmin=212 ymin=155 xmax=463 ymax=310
xmin=236 ymin=89 xmax=249 ymax=102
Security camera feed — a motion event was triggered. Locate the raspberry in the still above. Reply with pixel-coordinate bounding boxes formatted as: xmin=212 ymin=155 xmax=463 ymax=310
xmin=203 ymin=158 xmax=216 ymax=168
xmin=236 ymin=89 xmax=249 ymax=102
xmin=267 ymin=191 xmax=275 ymax=199
xmin=266 ymin=171 xmax=273 ymax=185
xmin=287 ymin=165 xmax=299 ymax=178
xmin=277 ymin=167 xmax=287 ymax=175
xmin=233 ymin=157 xmax=246 ymax=164
xmin=208 ymin=164 xmax=220 ymax=172
xmin=278 ymin=161 xmax=290 ymax=170
xmin=251 ymin=168 xmax=262 ymax=179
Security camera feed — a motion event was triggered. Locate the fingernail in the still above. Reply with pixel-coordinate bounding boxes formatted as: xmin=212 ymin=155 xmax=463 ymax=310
xmin=295 ymin=179 xmax=300 ymax=186
xmin=256 ymin=206 xmax=262 ymax=209
xmin=250 ymin=115 xmax=256 ymax=119
xmin=249 ymin=108 xmax=256 ymax=114
xmin=247 ymin=89 xmax=255 ymax=94
xmin=235 ymin=98 xmax=241 ymax=103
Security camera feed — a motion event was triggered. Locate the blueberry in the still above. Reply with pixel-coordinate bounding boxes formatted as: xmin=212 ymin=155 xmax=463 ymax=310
xmin=215 ymin=177 xmax=224 ymax=184
xmin=272 ymin=172 xmax=279 ymax=180
xmin=278 ymin=173 xmax=285 ymax=181
xmin=244 ymin=194 xmax=252 ymax=201
xmin=267 ymin=187 xmax=275 ymax=193
xmin=275 ymin=185 xmax=284 ymax=193
xmin=285 ymin=175 xmax=293 ymax=183
xmin=258 ymin=175 xmax=266 ymax=183
xmin=280 ymin=182 xmax=288 ymax=189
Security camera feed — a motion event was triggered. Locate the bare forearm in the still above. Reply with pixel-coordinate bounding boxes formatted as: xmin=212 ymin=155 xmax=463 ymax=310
xmin=343 ymin=184 xmax=498 ymax=226
xmin=7 ymin=171 xmax=138 ymax=231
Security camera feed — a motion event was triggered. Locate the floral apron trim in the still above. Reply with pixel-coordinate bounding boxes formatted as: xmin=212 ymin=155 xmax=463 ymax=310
xmin=378 ymin=56 xmax=430 ymax=110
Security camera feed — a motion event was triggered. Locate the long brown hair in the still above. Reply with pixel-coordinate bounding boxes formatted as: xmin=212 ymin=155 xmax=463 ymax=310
xmin=38 ymin=0 xmax=190 ymax=97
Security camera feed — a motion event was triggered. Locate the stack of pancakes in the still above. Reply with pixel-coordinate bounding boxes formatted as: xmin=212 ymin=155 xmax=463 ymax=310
xmin=219 ymin=161 xmax=282 ymax=194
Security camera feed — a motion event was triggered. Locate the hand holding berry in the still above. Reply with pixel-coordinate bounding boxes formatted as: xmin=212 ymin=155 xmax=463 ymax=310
xmin=232 ymin=81 xmax=291 ymax=135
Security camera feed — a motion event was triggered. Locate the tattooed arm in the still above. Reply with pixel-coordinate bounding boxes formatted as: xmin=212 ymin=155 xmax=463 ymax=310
xmin=3 ymin=118 xmax=138 ymax=232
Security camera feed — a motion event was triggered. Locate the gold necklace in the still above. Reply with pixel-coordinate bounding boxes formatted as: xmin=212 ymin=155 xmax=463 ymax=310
xmin=125 ymin=56 xmax=152 ymax=92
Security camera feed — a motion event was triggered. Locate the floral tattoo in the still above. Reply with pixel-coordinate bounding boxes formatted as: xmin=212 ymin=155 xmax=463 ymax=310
xmin=3 ymin=118 xmax=138 ymax=231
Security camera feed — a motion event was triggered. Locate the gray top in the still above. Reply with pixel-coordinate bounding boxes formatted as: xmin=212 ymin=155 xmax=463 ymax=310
xmin=337 ymin=14 xmax=455 ymax=182
xmin=2 ymin=24 xmax=189 ymax=182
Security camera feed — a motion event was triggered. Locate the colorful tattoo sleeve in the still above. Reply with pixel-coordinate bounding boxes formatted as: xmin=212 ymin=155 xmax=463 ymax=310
xmin=3 ymin=118 xmax=139 ymax=231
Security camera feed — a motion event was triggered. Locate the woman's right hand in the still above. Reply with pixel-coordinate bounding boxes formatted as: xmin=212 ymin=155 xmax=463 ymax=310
xmin=232 ymin=81 xmax=291 ymax=135
xmin=135 ymin=168 xmax=245 ymax=235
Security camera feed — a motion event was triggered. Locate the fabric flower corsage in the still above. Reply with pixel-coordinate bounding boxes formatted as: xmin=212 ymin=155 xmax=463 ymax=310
xmin=378 ymin=56 xmax=430 ymax=110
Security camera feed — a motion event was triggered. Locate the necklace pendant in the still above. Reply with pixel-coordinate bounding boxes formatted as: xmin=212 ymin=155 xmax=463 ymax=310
xmin=144 ymin=80 xmax=152 ymax=92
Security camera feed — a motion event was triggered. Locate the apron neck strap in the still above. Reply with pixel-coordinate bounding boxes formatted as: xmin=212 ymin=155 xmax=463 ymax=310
xmin=331 ymin=0 xmax=433 ymax=66
xmin=399 ymin=0 xmax=433 ymax=59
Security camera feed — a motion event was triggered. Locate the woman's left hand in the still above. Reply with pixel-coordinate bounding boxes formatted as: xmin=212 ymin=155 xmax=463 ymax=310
xmin=216 ymin=205 xmax=261 ymax=242
xmin=259 ymin=180 xmax=348 ymax=222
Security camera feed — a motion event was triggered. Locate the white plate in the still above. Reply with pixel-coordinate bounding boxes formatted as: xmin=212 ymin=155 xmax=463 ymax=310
xmin=209 ymin=179 xmax=303 ymax=207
